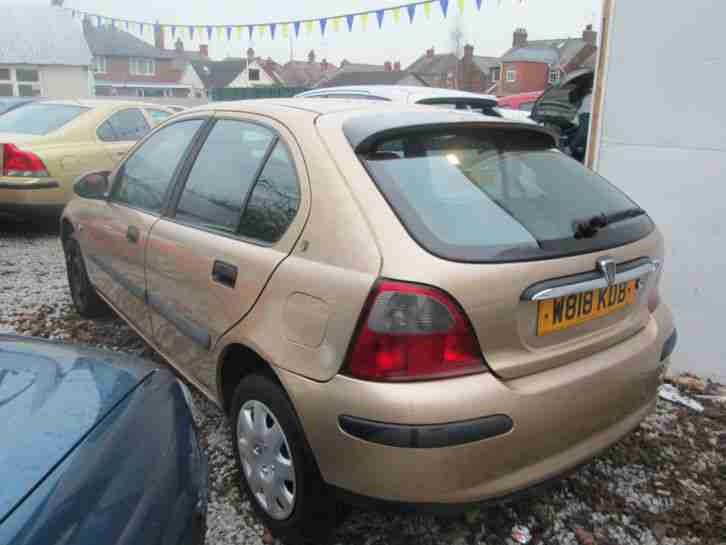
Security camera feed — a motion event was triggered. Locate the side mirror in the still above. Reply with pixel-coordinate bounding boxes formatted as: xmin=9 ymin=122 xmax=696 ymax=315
xmin=74 ymin=171 xmax=110 ymax=200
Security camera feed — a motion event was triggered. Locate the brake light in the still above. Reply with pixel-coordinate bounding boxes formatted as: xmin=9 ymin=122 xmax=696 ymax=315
xmin=648 ymin=263 xmax=663 ymax=313
xmin=2 ymin=144 xmax=49 ymax=177
xmin=345 ymin=280 xmax=486 ymax=381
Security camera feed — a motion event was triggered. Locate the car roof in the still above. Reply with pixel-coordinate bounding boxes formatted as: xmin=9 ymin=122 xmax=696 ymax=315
xmin=297 ymin=85 xmax=498 ymax=102
xmin=35 ymin=99 xmax=173 ymax=111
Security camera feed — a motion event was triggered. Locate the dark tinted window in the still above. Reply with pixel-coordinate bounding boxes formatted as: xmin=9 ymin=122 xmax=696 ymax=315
xmin=0 ymin=103 xmax=88 ymax=135
xmin=175 ymin=120 xmax=275 ymax=233
xmin=361 ymin=128 xmax=653 ymax=262
xmin=239 ymin=142 xmax=300 ymax=242
xmin=97 ymin=109 xmax=150 ymax=142
xmin=112 ymin=119 xmax=203 ymax=213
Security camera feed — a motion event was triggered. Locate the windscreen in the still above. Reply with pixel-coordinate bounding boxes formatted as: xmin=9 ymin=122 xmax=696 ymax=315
xmin=0 ymin=103 xmax=88 ymax=135
xmin=360 ymin=128 xmax=653 ymax=262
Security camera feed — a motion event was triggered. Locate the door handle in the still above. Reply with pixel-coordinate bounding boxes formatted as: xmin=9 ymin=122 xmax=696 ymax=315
xmin=126 ymin=225 xmax=140 ymax=244
xmin=212 ymin=260 xmax=237 ymax=288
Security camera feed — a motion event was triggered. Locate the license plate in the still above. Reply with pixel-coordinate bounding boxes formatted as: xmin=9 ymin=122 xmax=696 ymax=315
xmin=537 ymin=280 xmax=637 ymax=336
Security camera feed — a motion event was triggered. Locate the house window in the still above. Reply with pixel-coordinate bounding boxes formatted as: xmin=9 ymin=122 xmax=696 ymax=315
xmin=549 ymin=69 xmax=560 ymax=84
xmin=130 ymin=58 xmax=156 ymax=76
xmin=506 ymin=69 xmax=516 ymax=82
xmin=0 ymin=66 xmax=41 ymax=97
xmin=92 ymin=56 xmax=107 ymax=74
xmin=248 ymin=68 xmax=260 ymax=81
xmin=491 ymin=67 xmax=501 ymax=82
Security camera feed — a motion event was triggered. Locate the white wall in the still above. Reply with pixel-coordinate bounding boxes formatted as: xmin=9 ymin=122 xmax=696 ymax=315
xmin=592 ymin=0 xmax=726 ymax=380
xmin=42 ymin=65 xmax=91 ymax=99
xmin=228 ymin=60 xmax=278 ymax=88
xmin=179 ymin=64 xmax=206 ymax=97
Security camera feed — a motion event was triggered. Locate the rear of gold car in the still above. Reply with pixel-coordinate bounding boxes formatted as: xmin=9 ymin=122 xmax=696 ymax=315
xmin=277 ymin=110 xmax=676 ymax=506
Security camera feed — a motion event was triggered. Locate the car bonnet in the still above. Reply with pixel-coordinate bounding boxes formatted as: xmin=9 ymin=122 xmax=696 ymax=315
xmin=0 ymin=336 xmax=155 ymax=523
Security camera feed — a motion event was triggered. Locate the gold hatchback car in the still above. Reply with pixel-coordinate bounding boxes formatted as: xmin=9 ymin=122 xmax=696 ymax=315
xmin=61 ymin=99 xmax=677 ymax=543
xmin=0 ymin=100 xmax=174 ymax=219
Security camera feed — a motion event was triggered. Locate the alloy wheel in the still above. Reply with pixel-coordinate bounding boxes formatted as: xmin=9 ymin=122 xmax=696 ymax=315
xmin=237 ymin=399 xmax=296 ymax=520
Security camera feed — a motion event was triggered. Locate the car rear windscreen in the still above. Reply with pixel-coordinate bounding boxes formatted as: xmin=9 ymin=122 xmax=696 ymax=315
xmin=0 ymin=103 xmax=89 ymax=135
xmin=359 ymin=128 xmax=653 ymax=262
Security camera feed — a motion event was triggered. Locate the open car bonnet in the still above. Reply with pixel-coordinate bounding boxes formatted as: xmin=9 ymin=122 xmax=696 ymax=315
xmin=0 ymin=336 xmax=154 ymax=523
xmin=530 ymin=68 xmax=594 ymax=127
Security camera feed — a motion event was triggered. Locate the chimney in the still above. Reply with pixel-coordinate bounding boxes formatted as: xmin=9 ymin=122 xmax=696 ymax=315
xmin=341 ymin=59 xmax=349 ymax=67
xmin=174 ymin=38 xmax=184 ymax=52
xmin=394 ymin=61 xmax=401 ymax=72
xmin=308 ymin=50 xmax=316 ymax=64
xmin=513 ymin=27 xmax=528 ymax=48
xmin=384 ymin=61 xmax=392 ymax=72
xmin=464 ymin=44 xmax=474 ymax=59
xmin=154 ymin=22 xmax=165 ymax=51
xmin=426 ymin=47 xmax=435 ymax=58
xmin=247 ymin=47 xmax=255 ymax=61
xmin=582 ymin=24 xmax=597 ymax=46
xmin=321 ymin=58 xmax=329 ymax=72
xmin=199 ymin=44 xmax=209 ymax=58
xmin=50 ymin=0 xmax=64 ymax=6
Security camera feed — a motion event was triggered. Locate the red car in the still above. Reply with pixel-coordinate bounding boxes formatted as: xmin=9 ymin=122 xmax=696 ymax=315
xmin=497 ymin=91 xmax=543 ymax=112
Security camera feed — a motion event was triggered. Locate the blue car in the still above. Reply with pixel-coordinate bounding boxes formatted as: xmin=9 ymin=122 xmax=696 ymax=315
xmin=0 ymin=98 xmax=33 ymax=116
xmin=0 ymin=335 xmax=208 ymax=545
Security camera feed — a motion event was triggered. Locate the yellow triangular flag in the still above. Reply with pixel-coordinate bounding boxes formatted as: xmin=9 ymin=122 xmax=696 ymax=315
xmin=332 ymin=17 xmax=341 ymax=32
xmin=196 ymin=26 xmax=204 ymax=39
xmin=304 ymin=20 xmax=313 ymax=34
xmin=393 ymin=7 xmax=401 ymax=23
xmin=281 ymin=23 xmax=289 ymax=38
xmin=258 ymin=24 xmax=266 ymax=38
xmin=235 ymin=26 xmax=243 ymax=39
xmin=458 ymin=0 xmax=465 ymax=12
xmin=360 ymin=12 xmax=369 ymax=30
xmin=424 ymin=2 xmax=432 ymax=18
xmin=216 ymin=26 xmax=225 ymax=40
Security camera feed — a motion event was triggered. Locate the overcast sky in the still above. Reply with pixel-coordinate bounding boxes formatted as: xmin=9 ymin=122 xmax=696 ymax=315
xmin=12 ymin=0 xmax=602 ymax=65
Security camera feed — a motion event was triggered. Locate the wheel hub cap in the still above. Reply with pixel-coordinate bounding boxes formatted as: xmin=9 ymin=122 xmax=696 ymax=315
xmin=237 ymin=400 xmax=296 ymax=520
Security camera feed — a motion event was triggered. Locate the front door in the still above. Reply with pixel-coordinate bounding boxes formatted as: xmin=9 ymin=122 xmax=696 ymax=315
xmin=145 ymin=116 xmax=309 ymax=389
xmin=82 ymin=117 xmax=207 ymax=337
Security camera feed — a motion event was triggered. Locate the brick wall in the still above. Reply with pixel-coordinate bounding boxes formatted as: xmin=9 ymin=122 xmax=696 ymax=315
xmin=94 ymin=56 xmax=182 ymax=84
xmin=498 ymin=61 xmax=549 ymax=95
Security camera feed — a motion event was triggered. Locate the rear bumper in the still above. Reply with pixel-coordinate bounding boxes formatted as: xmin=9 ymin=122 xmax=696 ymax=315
xmin=278 ymin=303 xmax=674 ymax=505
xmin=0 ymin=178 xmax=66 ymax=217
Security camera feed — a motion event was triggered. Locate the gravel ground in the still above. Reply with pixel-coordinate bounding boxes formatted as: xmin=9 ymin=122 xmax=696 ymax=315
xmin=2 ymin=220 xmax=725 ymax=545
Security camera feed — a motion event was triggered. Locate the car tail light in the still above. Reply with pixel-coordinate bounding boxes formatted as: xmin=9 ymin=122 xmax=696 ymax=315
xmin=647 ymin=261 xmax=663 ymax=313
xmin=2 ymin=143 xmax=49 ymax=177
xmin=345 ymin=280 xmax=486 ymax=381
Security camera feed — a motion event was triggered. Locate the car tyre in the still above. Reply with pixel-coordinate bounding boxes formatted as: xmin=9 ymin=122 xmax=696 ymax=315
xmin=63 ymin=237 xmax=108 ymax=318
xmin=231 ymin=374 xmax=338 ymax=545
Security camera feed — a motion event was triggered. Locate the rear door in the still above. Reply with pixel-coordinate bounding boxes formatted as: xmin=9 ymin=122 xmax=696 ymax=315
xmin=145 ymin=114 xmax=309 ymax=389
xmin=81 ymin=118 xmax=206 ymax=336
xmin=96 ymin=107 xmax=152 ymax=164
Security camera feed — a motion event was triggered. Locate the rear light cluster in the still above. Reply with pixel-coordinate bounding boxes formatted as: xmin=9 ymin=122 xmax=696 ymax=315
xmin=345 ymin=280 xmax=486 ymax=381
xmin=647 ymin=261 xmax=663 ymax=313
xmin=2 ymin=143 xmax=49 ymax=177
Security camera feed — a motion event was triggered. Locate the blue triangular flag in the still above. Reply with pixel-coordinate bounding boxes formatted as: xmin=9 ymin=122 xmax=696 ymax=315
xmin=440 ymin=0 xmax=450 ymax=17
xmin=476 ymin=0 xmax=483 ymax=9
xmin=293 ymin=20 xmax=301 ymax=36
xmin=319 ymin=18 xmax=327 ymax=35
xmin=206 ymin=26 xmax=213 ymax=40
xmin=171 ymin=25 xmax=176 ymax=38
xmin=346 ymin=14 xmax=355 ymax=31
xmin=270 ymin=23 xmax=277 ymax=39
xmin=227 ymin=26 xmax=232 ymax=40
xmin=124 ymin=20 xmax=129 ymax=30
xmin=376 ymin=10 xmax=385 ymax=28
xmin=248 ymin=25 xmax=254 ymax=40
xmin=189 ymin=26 xmax=195 ymax=39
xmin=407 ymin=4 xmax=416 ymax=23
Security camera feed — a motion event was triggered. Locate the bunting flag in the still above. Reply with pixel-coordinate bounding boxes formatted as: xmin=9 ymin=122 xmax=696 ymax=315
xmin=392 ymin=7 xmax=401 ymax=24
xmin=64 ymin=1 xmax=524 ymax=44
xmin=407 ymin=4 xmax=416 ymax=23
xmin=258 ymin=24 xmax=266 ymax=38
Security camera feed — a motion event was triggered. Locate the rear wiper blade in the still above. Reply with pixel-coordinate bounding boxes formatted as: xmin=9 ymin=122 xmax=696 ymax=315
xmin=573 ymin=207 xmax=646 ymax=239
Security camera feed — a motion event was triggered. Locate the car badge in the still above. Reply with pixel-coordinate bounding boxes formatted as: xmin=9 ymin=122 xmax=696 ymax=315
xmin=597 ymin=257 xmax=617 ymax=287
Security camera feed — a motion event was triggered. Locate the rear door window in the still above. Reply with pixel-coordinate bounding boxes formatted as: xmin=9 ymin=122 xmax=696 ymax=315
xmin=0 ymin=103 xmax=88 ymax=135
xmin=147 ymin=109 xmax=172 ymax=126
xmin=358 ymin=128 xmax=653 ymax=262
xmin=174 ymin=120 xmax=275 ymax=234
xmin=97 ymin=108 xmax=150 ymax=142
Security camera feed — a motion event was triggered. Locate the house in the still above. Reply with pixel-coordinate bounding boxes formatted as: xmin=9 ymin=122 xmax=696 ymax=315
xmin=406 ymin=45 xmax=497 ymax=93
xmin=182 ymin=48 xmax=283 ymax=95
xmin=84 ymin=22 xmax=194 ymax=98
xmin=0 ymin=5 xmax=92 ymax=98
xmin=495 ymin=25 xmax=597 ymax=96
xmin=279 ymin=51 xmax=338 ymax=88
xmin=316 ymin=62 xmax=426 ymax=88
